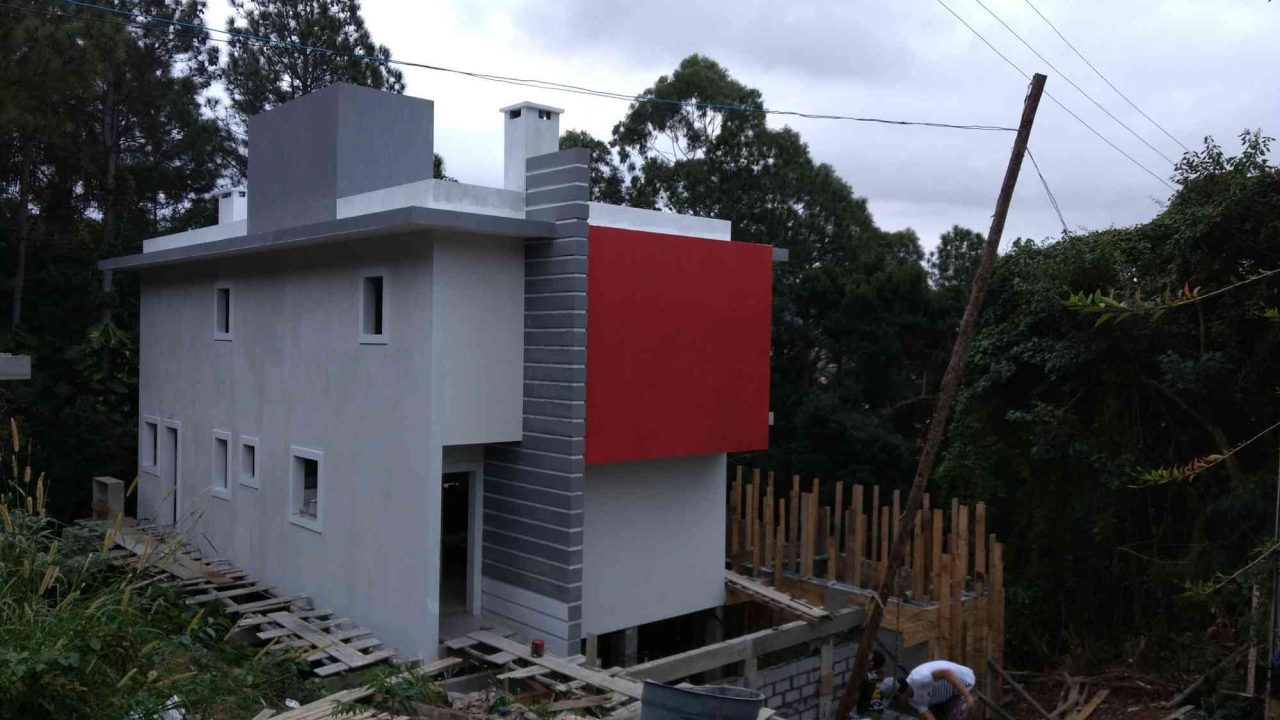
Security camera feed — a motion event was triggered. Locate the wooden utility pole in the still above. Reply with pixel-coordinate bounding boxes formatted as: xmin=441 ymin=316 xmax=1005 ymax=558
xmin=834 ymin=72 xmax=1046 ymax=720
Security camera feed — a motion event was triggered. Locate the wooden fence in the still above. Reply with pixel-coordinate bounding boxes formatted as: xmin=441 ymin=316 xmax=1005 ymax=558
xmin=726 ymin=467 xmax=1005 ymax=703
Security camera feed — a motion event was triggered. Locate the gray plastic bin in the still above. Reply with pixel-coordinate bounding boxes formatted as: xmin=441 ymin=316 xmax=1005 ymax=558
xmin=640 ymin=680 xmax=766 ymax=720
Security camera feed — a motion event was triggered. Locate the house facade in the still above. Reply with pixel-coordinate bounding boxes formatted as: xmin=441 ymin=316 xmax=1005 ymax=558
xmin=102 ymin=83 xmax=776 ymax=660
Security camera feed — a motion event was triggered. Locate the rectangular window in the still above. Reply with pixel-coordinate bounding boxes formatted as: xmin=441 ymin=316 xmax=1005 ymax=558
xmin=359 ymin=272 xmax=387 ymax=344
xmin=214 ymin=284 xmax=233 ymax=340
xmin=239 ymin=436 xmax=259 ymax=489
xmin=212 ymin=430 xmax=231 ymax=500
xmin=289 ymin=447 xmax=323 ymax=532
xmin=142 ymin=418 xmax=159 ymax=470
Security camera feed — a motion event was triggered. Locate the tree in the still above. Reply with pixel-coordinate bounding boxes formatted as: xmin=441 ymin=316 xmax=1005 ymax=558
xmin=559 ymin=129 xmax=625 ymax=204
xmin=221 ymin=0 xmax=405 ymax=175
xmin=601 ymin=55 xmax=946 ymax=486
xmin=936 ymin=131 xmax=1279 ymax=666
xmin=1 ymin=0 xmax=231 ymax=518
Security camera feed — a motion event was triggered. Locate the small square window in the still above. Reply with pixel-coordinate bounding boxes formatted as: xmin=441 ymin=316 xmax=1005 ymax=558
xmin=289 ymin=446 xmax=323 ymax=532
xmin=239 ymin=436 xmax=259 ymax=489
xmin=359 ymin=271 xmax=388 ymax=344
xmin=211 ymin=430 xmax=231 ymax=500
xmin=214 ymin=284 xmax=233 ymax=340
xmin=142 ymin=418 xmax=159 ymax=471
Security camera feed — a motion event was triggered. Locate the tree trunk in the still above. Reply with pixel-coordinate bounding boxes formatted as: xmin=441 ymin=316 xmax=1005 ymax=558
xmin=102 ymin=75 xmax=118 ymax=255
xmin=10 ymin=148 xmax=32 ymax=330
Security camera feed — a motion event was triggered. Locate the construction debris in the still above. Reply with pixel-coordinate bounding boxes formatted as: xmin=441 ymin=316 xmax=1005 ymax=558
xmin=108 ymin=521 xmax=396 ymax=677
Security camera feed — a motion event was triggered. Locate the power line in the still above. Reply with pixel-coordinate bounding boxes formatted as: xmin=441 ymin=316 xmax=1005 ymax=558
xmin=932 ymin=0 xmax=1175 ymax=191
xmin=1022 ymin=0 xmax=1191 ymax=154
xmin=1026 ymin=147 xmax=1068 ymax=235
xmin=54 ymin=0 xmax=1016 ymax=133
xmin=969 ymin=0 xmax=1176 ymax=166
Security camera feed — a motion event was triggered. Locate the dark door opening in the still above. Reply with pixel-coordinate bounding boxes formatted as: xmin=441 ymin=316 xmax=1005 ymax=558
xmin=440 ymin=471 xmax=472 ymax=626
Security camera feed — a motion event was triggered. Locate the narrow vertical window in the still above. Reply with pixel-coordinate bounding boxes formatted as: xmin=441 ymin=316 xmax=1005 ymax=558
xmin=214 ymin=285 xmax=233 ymax=340
xmin=142 ymin=419 xmax=159 ymax=469
xmin=239 ymin=436 xmax=259 ymax=489
xmin=212 ymin=430 xmax=231 ymax=500
xmin=360 ymin=272 xmax=387 ymax=344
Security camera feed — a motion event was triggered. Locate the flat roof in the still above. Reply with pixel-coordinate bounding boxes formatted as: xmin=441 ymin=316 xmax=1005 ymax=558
xmin=99 ymin=206 xmax=556 ymax=271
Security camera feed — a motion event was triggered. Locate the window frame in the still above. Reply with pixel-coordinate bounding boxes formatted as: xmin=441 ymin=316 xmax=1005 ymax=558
xmin=238 ymin=435 xmax=259 ymax=489
xmin=141 ymin=416 xmax=160 ymax=474
xmin=211 ymin=429 xmax=232 ymax=501
xmin=358 ymin=268 xmax=389 ymax=345
xmin=213 ymin=282 xmax=234 ymax=341
xmin=288 ymin=446 xmax=324 ymax=533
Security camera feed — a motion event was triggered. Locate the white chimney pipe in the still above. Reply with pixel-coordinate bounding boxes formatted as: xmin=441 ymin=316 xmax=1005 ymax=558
xmin=214 ymin=186 xmax=248 ymax=225
xmin=500 ymin=102 xmax=563 ymax=192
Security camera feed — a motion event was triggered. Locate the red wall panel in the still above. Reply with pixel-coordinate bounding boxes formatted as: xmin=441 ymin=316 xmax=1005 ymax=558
xmin=585 ymin=225 xmax=772 ymax=465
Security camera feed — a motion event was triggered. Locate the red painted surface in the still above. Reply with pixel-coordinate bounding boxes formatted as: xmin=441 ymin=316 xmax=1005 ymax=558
xmin=585 ymin=225 xmax=773 ymax=465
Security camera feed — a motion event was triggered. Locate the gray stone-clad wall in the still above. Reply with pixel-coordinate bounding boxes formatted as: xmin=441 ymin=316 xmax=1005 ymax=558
xmin=481 ymin=148 xmax=590 ymax=655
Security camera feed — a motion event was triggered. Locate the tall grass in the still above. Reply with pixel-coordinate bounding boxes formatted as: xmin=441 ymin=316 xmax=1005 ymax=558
xmin=0 ymin=419 xmax=324 ymax=719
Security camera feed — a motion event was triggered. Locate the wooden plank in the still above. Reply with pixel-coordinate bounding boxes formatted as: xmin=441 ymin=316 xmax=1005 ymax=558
xmin=268 ymin=611 xmax=376 ymax=667
xmin=958 ymin=504 xmax=970 ymax=582
xmin=851 ymin=485 xmax=865 ymax=586
xmin=870 ymin=485 xmax=880 ymax=562
xmin=775 ymin=500 xmax=786 ymax=587
xmin=931 ymin=509 xmax=944 ymax=601
xmin=974 ymin=502 xmax=987 ymax=583
xmin=737 ymin=466 xmax=747 ymax=556
xmin=470 ymin=630 xmax=644 ymax=699
xmin=912 ymin=506 xmax=925 ymax=598
xmin=186 ymin=583 xmax=274 ymax=604
xmin=834 ymin=482 xmax=844 ymax=552
xmin=939 ymin=554 xmax=952 ymax=656
xmin=304 ymin=636 xmax=380 ymax=661
xmin=992 ymin=542 xmax=1005 ymax=674
xmin=229 ymin=594 xmax=306 ymax=614
xmin=312 ymin=649 xmax=396 ymax=677
xmin=789 ymin=475 xmax=801 ymax=574
xmin=892 ymin=489 xmax=901 ymax=545
xmin=1070 ymin=690 xmax=1110 ymax=720
xmin=878 ymin=506 xmax=890 ymax=584
xmin=764 ymin=473 xmax=775 ymax=575
xmin=726 ymin=571 xmax=830 ymax=622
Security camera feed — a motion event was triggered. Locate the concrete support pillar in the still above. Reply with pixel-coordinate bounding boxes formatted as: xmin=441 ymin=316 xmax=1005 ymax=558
xmin=623 ymin=626 xmax=639 ymax=667
xmin=585 ymin=633 xmax=599 ymax=669
xmin=744 ymin=655 xmax=760 ymax=690
xmin=818 ymin=639 xmax=835 ymax=720
xmin=705 ymin=608 xmax=726 ymax=681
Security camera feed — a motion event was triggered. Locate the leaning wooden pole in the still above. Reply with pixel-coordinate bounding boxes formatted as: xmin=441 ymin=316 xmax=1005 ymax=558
xmin=834 ymin=72 xmax=1046 ymax=720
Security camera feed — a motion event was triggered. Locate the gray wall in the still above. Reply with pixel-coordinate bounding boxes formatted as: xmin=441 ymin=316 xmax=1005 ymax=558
xmin=581 ymin=454 xmax=727 ymax=635
xmin=248 ymin=83 xmax=435 ymax=234
xmin=480 ymin=148 xmax=590 ymax=656
xmin=137 ymin=229 xmax=526 ymax=660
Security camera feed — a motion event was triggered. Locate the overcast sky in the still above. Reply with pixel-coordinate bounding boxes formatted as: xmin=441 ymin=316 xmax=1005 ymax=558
xmin=208 ymin=0 xmax=1279 ymax=253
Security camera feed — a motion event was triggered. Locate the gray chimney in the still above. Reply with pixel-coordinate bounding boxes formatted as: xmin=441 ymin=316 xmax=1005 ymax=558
xmin=247 ymin=83 xmax=435 ymax=234
xmin=501 ymin=102 xmax=563 ymax=192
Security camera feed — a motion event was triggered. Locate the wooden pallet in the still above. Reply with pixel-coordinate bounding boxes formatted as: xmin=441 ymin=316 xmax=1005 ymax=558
xmin=112 ymin=522 xmax=395 ymax=676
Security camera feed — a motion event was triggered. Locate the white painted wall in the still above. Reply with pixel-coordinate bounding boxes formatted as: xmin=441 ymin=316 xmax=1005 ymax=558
xmin=336 ymin=179 xmax=525 ymax=220
xmin=588 ymin=203 xmax=732 ymax=241
xmin=431 ymin=235 xmax=524 ymax=446
xmin=581 ymin=454 xmax=727 ymax=635
xmin=136 ymin=231 xmax=526 ymax=659
xmin=143 ymin=220 xmax=248 ymax=253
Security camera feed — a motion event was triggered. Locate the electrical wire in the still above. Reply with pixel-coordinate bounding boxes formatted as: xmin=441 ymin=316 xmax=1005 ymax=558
xmin=970 ymin=0 xmax=1176 ymax=166
xmin=933 ymin=0 xmax=1176 ymax=191
xmin=1022 ymin=0 xmax=1190 ymax=154
xmin=1026 ymin=147 xmax=1068 ymax=236
xmin=51 ymin=0 xmax=1017 ymax=133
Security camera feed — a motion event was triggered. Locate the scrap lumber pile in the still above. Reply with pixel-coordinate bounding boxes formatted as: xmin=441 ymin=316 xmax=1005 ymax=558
xmin=107 ymin=521 xmax=395 ymax=677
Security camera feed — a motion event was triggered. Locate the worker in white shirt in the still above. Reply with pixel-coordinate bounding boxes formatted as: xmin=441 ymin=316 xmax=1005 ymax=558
xmin=878 ymin=660 xmax=978 ymax=720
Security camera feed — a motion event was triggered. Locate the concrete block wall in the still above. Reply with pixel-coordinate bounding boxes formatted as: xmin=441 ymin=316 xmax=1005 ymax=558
xmin=756 ymin=643 xmax=857 ymax=720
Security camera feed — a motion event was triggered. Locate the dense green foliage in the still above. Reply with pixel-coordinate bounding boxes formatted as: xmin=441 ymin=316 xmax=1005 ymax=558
xmin=0 ymin=422 xmax=323 ymax=718
xmin=563 ymin=55 xmax=964 ymax=488
xmin=936 ymin=131 xmax=1280 ymax=666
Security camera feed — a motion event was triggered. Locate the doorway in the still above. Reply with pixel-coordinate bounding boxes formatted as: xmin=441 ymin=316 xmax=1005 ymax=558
xmin=439 ymin=468 xmax=482 ymax=640
xmin=159 ymin=421 xmax=180 ymax=526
